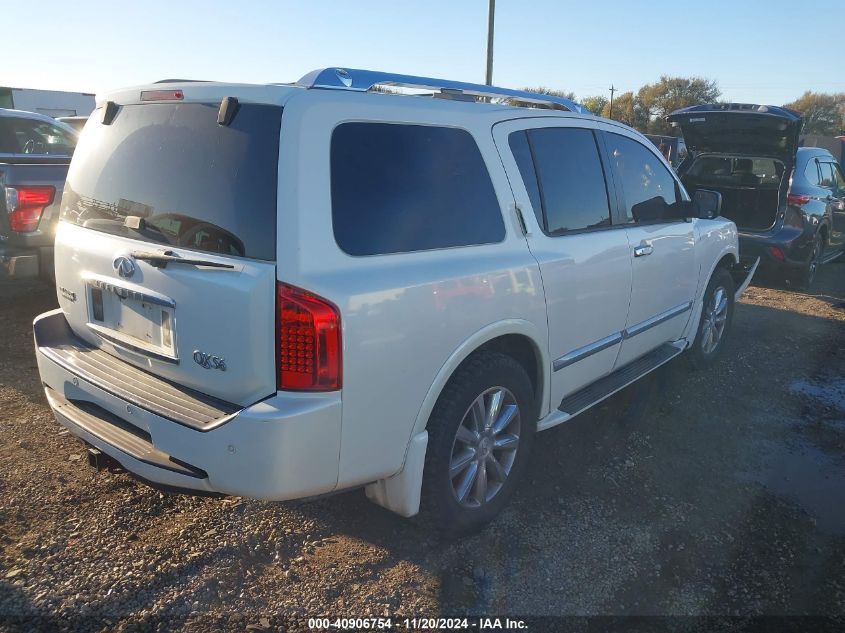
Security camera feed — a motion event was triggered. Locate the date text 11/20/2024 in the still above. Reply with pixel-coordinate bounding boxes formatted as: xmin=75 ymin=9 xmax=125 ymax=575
xmin=307 ymin=617 xmax=529 ymax=630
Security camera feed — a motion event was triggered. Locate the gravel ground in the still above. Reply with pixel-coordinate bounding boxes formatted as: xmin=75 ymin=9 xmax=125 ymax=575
xmin=0 ymin=265 xmax=844 ymax=631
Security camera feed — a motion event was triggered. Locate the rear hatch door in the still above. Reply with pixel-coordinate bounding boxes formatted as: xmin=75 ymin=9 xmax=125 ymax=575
xmin=56 ymin=94 xmax=283 ymax=407
xmin=668 ymin=104 xmax=802 ymax=166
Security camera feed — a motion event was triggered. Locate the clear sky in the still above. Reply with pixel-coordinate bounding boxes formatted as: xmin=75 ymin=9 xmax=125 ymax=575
xmin=4 ymin=0 xmax=842 ymax=105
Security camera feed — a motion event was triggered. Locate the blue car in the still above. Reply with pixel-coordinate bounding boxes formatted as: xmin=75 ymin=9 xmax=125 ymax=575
xmin=669 ymin=103 xmax=845 ymax=287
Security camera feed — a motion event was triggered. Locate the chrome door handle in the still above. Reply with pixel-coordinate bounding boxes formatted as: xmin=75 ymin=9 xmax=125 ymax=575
xmin=634 ymin=244 xmax=653 ymax=257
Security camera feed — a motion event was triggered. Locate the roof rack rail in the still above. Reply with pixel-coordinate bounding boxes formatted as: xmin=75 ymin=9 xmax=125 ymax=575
xmin=296 ymin=67 xmax=588 ymax=114
xmin=154 ymin=79 xmax=211 ymax=84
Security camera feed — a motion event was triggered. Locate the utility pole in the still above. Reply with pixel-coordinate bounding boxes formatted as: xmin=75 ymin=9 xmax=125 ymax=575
xmin=485 ymin=0 xmax=495 ymax=85
xmin=608 ymin=85 xmax=616 ymax=118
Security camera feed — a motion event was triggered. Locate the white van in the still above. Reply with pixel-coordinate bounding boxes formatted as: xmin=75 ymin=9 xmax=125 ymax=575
xmin=33 ymin=68 xmax=755 ymax=534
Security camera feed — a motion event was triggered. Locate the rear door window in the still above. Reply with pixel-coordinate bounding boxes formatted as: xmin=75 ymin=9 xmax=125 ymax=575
xmin=330 ymin=123 xmax=505 ymax=256
xmin=605 ymin=133 xmax=679 ymax=223
xmin=804 ymin=159 xmax=821 ymax=186
xmin=517 ymin=127 xmax=612 ymax=234
xmin=819 ymin=162 xmax=843 ymax=189
xmin=508 ymin=131 xmax=543 ymax=227
xmin=61 ymin=102 xmax=282 ymax=260
xmin=830 ymin=162 xmax=845 ymax=190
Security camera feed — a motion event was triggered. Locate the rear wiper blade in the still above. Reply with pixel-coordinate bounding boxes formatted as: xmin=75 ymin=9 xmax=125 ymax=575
xmin=131 ymin=250 xmax=235 ymax=270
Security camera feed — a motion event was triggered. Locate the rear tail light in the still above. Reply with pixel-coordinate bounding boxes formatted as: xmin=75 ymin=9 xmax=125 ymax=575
xmin=276 ymin=283 xmax=341 ymax=391
xmin=787 ymin=192 xmax=810 ymax=206
xmin=769 ymin=246 xmax=785 ymax=261
xmin=4 ymin=185 xmax=55 ymax=232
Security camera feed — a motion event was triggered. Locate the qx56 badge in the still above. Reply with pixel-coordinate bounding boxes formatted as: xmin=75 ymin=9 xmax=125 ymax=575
xmin=193 ymin=350 xmax=227 ymax=371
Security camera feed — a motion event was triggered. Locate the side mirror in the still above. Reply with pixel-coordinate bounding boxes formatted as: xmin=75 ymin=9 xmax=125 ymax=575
xmin=693 ymin=189 xmax=722 ymax=219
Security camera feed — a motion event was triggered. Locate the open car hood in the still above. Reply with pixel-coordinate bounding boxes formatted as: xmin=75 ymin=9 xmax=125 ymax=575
xmin=668 ymin=104 xmax=802 ymax=164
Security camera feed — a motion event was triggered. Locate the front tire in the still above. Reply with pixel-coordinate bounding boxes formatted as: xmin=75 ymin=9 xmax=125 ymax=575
xmin=688 ymin=267 xmax=735 ymax=369
xmin=420 ymin=351 xmax=536 ymax=537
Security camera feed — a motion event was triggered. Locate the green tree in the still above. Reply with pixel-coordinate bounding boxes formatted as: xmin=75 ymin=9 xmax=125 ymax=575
xmin=581 ymin=95 xmax=608 ymax=116
xmin=512 ymin=86 xmax=577 ymax=110
xmin=784 ymin=91 xmax=845 ymax=136
xmin=601 ymin=91 xmax=647 ymax=130
xmin=637 ymin=76 xmax=721 ymax=134
xmin=522 ymin=86 xmax=577 ymax=101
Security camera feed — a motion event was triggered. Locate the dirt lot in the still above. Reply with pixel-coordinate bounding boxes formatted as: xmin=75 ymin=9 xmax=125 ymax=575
xmin=0 ymin=265 xmax=844 ymax=632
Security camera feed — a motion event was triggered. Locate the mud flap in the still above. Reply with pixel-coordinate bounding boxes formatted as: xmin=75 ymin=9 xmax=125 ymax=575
xmin=732 ymin=257 xmax=760 ymax=301
xmin=365 ymin=431 xmax=428 ymax=517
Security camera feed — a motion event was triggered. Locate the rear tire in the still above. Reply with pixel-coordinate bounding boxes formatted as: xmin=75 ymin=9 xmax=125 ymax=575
xmin=420 ymin=351 xmax=536 ymax=537
xmin=688 ymin=267 xmax=735 ymax=369
xmin=797 ymin=232 xmax=823 ymax=289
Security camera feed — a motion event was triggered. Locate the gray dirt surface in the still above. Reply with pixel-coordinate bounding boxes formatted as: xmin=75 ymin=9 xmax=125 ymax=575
xmin=0 ymin=264 xmax=843 ymax=631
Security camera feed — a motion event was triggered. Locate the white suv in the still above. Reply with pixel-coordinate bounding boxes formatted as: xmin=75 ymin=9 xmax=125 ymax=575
xmin=33 ymin=68 xmax=757 ymax=534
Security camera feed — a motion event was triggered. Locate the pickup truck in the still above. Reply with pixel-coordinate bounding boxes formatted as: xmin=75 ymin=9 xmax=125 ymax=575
xmin=0 ymin=108 xmax=78 ymax=282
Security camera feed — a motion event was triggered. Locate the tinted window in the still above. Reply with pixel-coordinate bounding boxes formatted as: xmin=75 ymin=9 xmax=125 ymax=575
xmin=818 ymin=162 xmax=834 ymax=188
xmin=61 ymin=102 xmax=281 ymax=260
xmin=831 ymin=162 xmax=845 ymax=189
xmin=804 ymin=159 xmax=821 ymax=186
xmin=331 ymin=123 xmax=504 ymax=256
xmin=508 ymin=131 xmax=543 ymax=227
xmin=525 ymin=127 xmax=611 ymax=234
xmin=0 ymin=117 xmax=76 ymax=155
xmin=606 ymin=133 xmax=679 ymax=223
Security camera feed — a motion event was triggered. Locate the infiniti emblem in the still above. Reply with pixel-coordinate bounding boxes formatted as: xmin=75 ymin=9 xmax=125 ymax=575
xmin=113 ymin=255 xmax=136 ymax=279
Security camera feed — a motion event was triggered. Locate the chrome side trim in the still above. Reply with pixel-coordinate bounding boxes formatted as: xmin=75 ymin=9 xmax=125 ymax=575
xmin=622 ymin=301 xmax=693 ymax=339
xmin=82 ymin=273 xmax=176 ymax=308
xmin=552 ymin=301 xmax=693 ymax=372
xmin=553 ymin=332 xmax=623 ymax=371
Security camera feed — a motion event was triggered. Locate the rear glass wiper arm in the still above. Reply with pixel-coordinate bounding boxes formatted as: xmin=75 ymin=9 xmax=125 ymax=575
xmin=131 ymin=251 xmax=235 ymax=270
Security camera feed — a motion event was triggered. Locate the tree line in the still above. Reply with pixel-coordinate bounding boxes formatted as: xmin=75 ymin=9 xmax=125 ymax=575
xmin=525 ymin=77 xmax=845 ymax=137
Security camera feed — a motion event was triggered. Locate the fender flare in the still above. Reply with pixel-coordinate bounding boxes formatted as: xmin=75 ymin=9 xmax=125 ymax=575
xmin=409 ymin=318 xmax=550 ymax=438
xmin=685 ymin=245 xmax=738 ymax=343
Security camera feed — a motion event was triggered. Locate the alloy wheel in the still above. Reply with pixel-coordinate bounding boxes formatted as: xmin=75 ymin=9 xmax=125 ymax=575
xmin=449 ymin=387 xmax=521 ymax=508
xmin=700 ymin=286 xmax=728 ymax=355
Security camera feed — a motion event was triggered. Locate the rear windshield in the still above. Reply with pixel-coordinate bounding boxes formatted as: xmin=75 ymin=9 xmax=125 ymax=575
xmin=61 ymin=102 xmax=281 ymax=260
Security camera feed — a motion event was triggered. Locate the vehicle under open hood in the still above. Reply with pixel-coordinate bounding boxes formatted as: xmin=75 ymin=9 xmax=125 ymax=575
xmin=668 ymin=103 xmax=802 ymax=165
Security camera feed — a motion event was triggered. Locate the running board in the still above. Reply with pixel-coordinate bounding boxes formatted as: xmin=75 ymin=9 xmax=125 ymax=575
xmin=537 ymin=342 xmax=685 ymax=431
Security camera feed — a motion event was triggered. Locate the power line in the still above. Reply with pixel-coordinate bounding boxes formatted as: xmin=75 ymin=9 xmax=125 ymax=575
xmin=608 ymin=85 xmax=616 ymax=118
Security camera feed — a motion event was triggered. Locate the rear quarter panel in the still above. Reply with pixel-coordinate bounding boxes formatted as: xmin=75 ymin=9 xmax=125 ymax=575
xmin=276 ymin=91 xmax=549 ymax=488
xmin=685 ymin=218 xmax=739 ymax=341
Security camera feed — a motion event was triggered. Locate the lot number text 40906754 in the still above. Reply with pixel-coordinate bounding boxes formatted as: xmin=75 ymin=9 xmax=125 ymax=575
xmin=307 ymin=617 xmax=528 ymax=630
